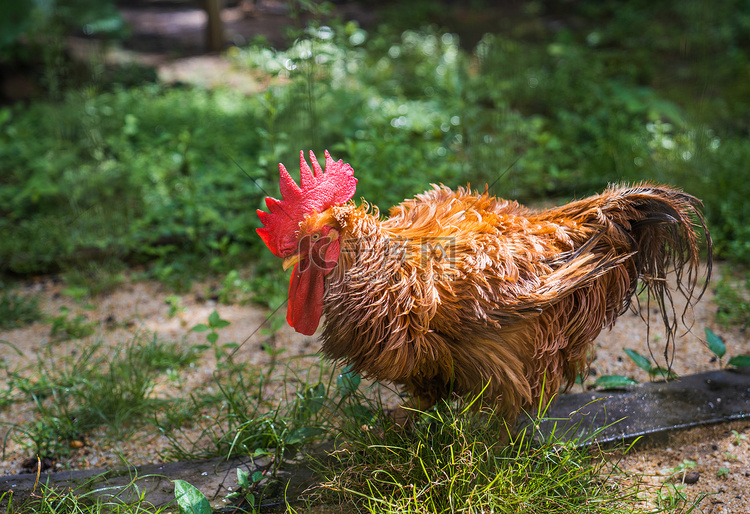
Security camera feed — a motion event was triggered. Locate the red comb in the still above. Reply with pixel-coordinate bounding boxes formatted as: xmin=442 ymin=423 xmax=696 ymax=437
xmin=257 ymin=150 xmax=357 ymax=257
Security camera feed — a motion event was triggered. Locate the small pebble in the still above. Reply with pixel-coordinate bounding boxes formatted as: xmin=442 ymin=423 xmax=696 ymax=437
xmin=683 ymin=471 xmax=700 ymax=484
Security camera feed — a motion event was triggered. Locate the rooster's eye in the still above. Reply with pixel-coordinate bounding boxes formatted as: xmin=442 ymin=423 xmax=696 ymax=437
xmin=311 ymin=233 xmax=321 ymax=241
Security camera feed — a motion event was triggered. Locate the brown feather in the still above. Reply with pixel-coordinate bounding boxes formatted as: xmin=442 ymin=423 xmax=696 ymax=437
xmin=310 ymin=183 xmax=711 ymax=422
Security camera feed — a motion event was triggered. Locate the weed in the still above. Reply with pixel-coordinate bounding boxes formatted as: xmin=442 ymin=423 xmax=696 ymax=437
xmin=661 ymin=459 xmax=697 ymax=480
xmin=730 ymin=429 xmax=748 ymax=446
xmin=62 ymin=261 xmax=126 ymax=299
xmin=624 ymin=348 xmax=678 ymax=381
xmin=49 ymin=306 xmax=97 ymax=341
xmin=164 ymin=295 xmax=184 ymax=318
xmin=159 ymin=353 xmax=335 ymax=465
xmin=216 ymin=269 xmax=254 ymax=305
xmin=655 ymin=482 xmax=690 ymax=510
xmin=594 ymin=375 xmax=639 ymax=390
xmin=191 ymin=309 xmax=238 ymax=369
xmin=0 ymin=286 xmax=41 ymax=330
xmin=704 ymin=328 xmax=750 ymax=369
xmin=600 ymin=327 xmax=749 ymax=390
xmin=713 ymin=267 xmax=750 ymax=329
xmin=225 ymin=467 xmax=264 ymax=511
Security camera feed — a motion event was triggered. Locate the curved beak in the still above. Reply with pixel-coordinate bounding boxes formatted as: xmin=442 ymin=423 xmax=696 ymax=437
xmin=282 ymin=254 xmax=301 ymax=271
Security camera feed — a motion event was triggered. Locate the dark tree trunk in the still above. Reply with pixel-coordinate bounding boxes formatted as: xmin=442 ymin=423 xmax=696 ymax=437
xmin=201 ymin=0 xmax=224 ymax=52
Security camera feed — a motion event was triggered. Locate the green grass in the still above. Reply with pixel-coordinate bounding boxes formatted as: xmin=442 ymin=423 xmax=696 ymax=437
xmin=309 ymin=394 xmax=671 ymax=514
xmin=1 ymin=477 xmax=173 ymax=514
xmin=2 ymin=332 xmax=201 ymax=460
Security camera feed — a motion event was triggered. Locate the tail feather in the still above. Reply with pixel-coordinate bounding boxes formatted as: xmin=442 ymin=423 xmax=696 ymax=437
xmin=536 ymin=183 xmax=712 ymax=369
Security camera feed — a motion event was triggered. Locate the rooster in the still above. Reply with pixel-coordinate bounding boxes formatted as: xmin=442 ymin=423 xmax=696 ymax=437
xmin=257 ymin=150 xmax=711 ymax=423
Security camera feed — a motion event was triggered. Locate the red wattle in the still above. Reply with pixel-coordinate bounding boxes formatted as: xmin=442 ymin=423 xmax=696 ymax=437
xmin=286 ymin=237 xmax=341 ymax=336
xmin=287 ymin=262 xmax=325 ymax=335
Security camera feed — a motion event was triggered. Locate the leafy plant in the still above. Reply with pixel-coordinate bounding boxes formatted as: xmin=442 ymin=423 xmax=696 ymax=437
xmin=191 ymin=310 xmax=237 ymax=368
xmin=704 ymin=328 xmax=750 ymax=368
xmin=216 ymin=269 xmax=254 ymax=305
xmin=661 ymin=458 xmax=697 ymax=479
xmin=624 ymin=348 xmax=678 ymax=380
xmin=164 ymin=295 xmax=185 ymax=318
xmin=225 ymin=467 xmax=265 ymax=511
xmin=730 ymin=429 xmax=748 ymax=446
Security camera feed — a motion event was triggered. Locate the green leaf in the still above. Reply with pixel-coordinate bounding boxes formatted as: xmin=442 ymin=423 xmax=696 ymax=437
xmin=649 ymin=366 xmax=678 ymax=380
xmin=208 ymin=310 xmax=231 ymax=328
xmin=595 ymin=375 xmax=638 ymax=389
xmin=236 ymin=468 xmax=250 ymax=488
xmin=705 ymin=328 xmax=726 ymax=359
xmin=727 ymin=355 xmax=750 ymax=368
xmin=336 ymin=366 xmax=362 ymax=395
xmin=299 ymin=383 xmax=327 ymax=415
xmin=286 ymin=426 xmax=325 ymax=446
xmin=207 ymin=332 xmax=219 ymax=344
xmin=253 ymin=447 xmax=270 ymax=457
xmin=173 ymin=480 xmax=211 ymax=514
xmin=624 ymin=349 xmax=653 ymax=373
xmin=251 ymin=471 xmax=264 ymax=483
xmin=191 ymin=324 xmax=209 ymax=332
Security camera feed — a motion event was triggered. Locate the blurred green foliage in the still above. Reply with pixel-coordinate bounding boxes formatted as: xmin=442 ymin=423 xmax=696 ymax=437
xmin=0 ymin=86 xmax=264 ymax=278
xmin=0 ymin=0 xmax=748 ymax=301
xmin=0 ymin=0 xmax=124 ymax=50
